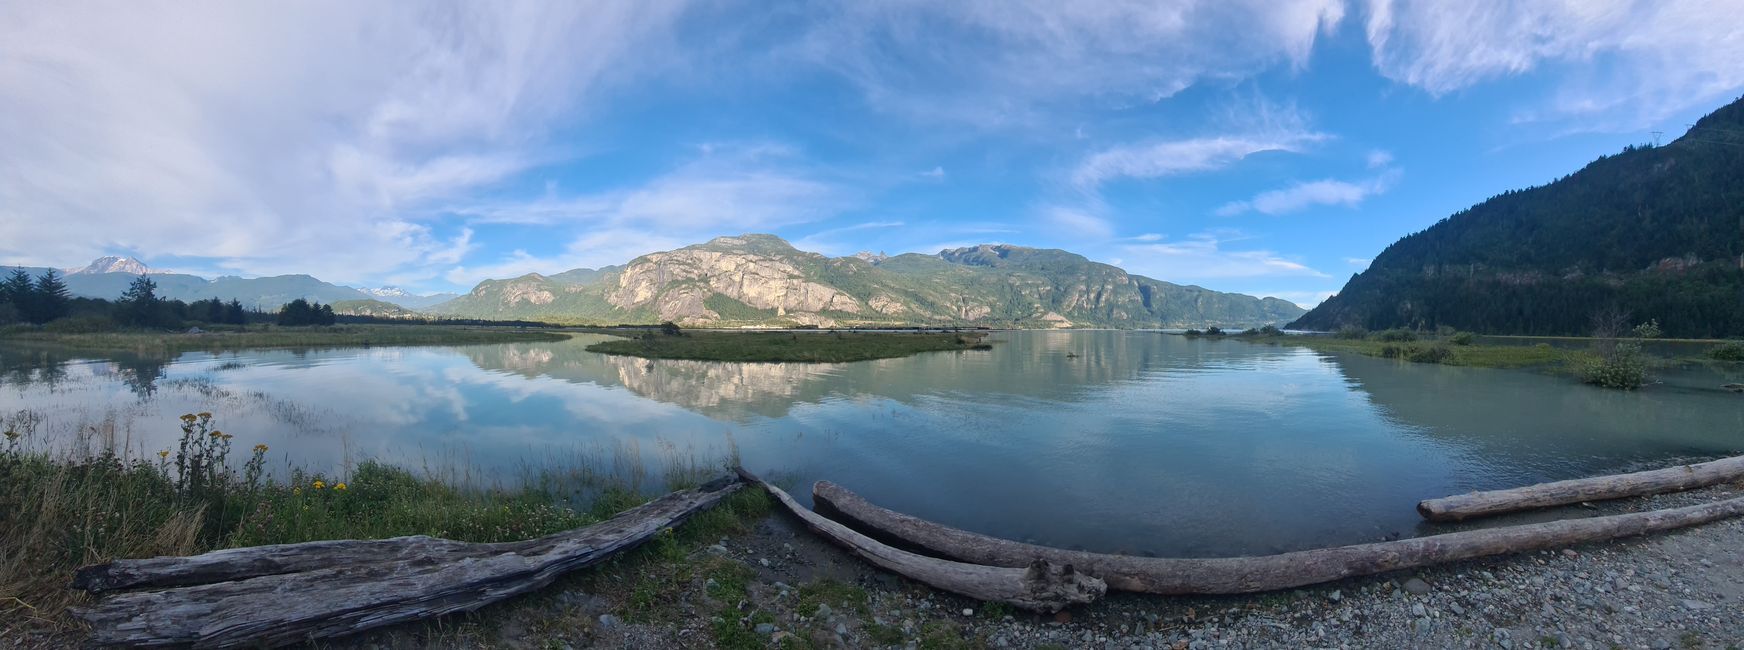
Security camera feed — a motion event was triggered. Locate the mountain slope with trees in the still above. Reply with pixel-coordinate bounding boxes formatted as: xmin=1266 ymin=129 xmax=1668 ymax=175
xmin=1291 ymin=95 xmax=1744 ymax=338
xmin=432 ymin=234 xmax=1305 ymax=328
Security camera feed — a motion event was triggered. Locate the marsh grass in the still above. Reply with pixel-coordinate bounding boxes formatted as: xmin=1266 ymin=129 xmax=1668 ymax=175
xmin=0 ymin=324 xmax=567 ymax=353
xmin=0 ymin=411 xmax=736 ymax=639
xmin=1242 ymin=333 xmax=1574 ymax=369
xmin=585 ymin=330 xmax=991 ymax=363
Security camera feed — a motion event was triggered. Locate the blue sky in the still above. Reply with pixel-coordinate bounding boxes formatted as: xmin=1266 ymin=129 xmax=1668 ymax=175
xmin=2 ymin=2 xmax=1741 ymax=307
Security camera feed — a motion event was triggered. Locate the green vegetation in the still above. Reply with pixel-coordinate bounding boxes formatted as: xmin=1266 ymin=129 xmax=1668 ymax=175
xmin=1292 ymin=96 xmax=1744 ymax=338
xmin=1575 ymin=319 xmax=1661 ymax=390
xmin=1237 ymin=331 xmax=1573 ymax=370
xmin=1709 ymin=340 xmax=1744 ymax=362
xmin=274 ymin=297 xmax=335 ymax=326
xmin=585 ymin=328 xmax=992 ymax=363
xmin=0 ymin=324 xmax=567 ymax=352
xmin=0 ymin=412 xmax=753 ymax=639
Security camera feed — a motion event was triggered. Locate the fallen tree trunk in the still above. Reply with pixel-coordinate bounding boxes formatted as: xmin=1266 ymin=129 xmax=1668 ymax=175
xmin=737 ymin=468 xmax=1103 ymax=612
xmin=814 ymin=480 xmax=1744 ymax=595
xmin=74 ymin=477 xmax=742 ymax=648
xmin=1417 ymin=455 xmax=1744 ymax=522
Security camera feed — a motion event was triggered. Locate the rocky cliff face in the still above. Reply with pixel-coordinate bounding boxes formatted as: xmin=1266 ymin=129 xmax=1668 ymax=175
xmin=431 ymin=234 xmax=1305 ymax=328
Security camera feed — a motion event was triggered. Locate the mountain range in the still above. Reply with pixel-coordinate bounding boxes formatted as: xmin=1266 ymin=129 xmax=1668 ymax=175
xmin=0 ymin=257 xmax=454 ymax=312
xmin=429 ymin=234 xmax=1306 ymax=328
xmin=1291 ymin=94 xmax=1744 ymax=338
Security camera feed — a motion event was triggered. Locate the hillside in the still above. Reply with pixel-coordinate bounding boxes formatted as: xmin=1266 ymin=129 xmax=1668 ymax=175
xmin=431 ymin=234 xmax=1304 ymax=328
xmin=1 ymin=262 xmax=378 ymax=310
xmin=1291 ymin=96 xmax=1744 ymax=338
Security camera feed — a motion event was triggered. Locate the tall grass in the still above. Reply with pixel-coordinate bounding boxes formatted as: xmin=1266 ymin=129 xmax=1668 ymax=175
xmin=0 ymin=411 xmax=729 ymax=639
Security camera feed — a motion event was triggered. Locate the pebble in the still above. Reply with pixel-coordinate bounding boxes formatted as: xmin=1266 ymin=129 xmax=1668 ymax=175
xmin=597 ymin=614 xmax=619 ymax=630
xmin=1403 ymin=577 xmax=1432 ymax=595
xmin=757 ymin=558 xmax=770 ymax=567
xmin=1327 ymin=590 xmax=1342 ymax=602
xmin=1682 ymin=599 xmax=1713 ymax=610
xmin=816 ymin=604 xmax=833 ymax=618
xmin=753 ymin=623 xmax=777 ymax=635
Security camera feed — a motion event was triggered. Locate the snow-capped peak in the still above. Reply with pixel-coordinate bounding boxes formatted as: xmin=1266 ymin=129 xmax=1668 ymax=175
xmin=69 ymin=256 xmax=151 ymax=275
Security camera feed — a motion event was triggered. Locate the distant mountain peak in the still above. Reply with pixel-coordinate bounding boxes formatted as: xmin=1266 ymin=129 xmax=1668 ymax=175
xmin=70 ymin=256 xmax=150 ymax=275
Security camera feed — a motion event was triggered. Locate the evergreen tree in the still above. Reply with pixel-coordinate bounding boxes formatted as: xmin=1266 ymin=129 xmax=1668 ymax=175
xmin=318 ymin=303 xmax=336 ymax=326
xmin=31 ymin=270 xmax=70 ymax=324
xmin=119 ymin=276 xmax=162 ymax=327
xmin=225 ymin=299 xmax=247 ymax=325
xmin=277 ymin=298 xmax=313 ymax=325
xmin=1 ymin=269 xmax=34 ymax=319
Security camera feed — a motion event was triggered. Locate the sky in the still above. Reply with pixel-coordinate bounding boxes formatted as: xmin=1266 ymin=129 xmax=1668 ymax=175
xmin=2 ymin=1 xmax=1742 ymax=307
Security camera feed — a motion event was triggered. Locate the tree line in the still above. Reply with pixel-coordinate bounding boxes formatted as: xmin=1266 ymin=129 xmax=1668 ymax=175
xmin=0 ymin=272 xmax=339 ymax=330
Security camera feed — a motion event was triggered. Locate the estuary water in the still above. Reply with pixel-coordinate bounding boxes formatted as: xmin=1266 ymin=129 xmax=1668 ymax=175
xmin=2 ymin=331 xmax=1740 ymax=557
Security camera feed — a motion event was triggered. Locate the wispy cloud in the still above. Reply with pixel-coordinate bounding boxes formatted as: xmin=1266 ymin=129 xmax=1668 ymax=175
xmin=793 ymin=1 xmax=1345 ymax=127
xmin=1217 ymin=169 xmax=1401 ymax=216
xmin=0 ymin=1 xmax=691 ymax=284
xmin=1364 ymin=0 xmax=1744 ymax=128
xmin=1120 ymin=231 xmax=1328 ymax=280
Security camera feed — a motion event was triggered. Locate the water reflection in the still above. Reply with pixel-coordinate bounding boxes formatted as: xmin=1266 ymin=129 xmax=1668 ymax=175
xmin=0 ymin=332 xmax=1739 ymax=557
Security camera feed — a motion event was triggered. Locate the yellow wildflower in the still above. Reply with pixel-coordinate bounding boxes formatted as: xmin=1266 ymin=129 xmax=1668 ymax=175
xmin=334 ymin=482 xmax=347 ymax=491
xmin=196 ymin=412 xmax=212 ymax=419
xmin=210 ymin=431 xmax=223 ymax=438
xmin=220 ymin=433 xmax=234 ymax=441
xmin=253 ymin=444 xmax=269 ymax=453
xmin=179 ymin=414 xmax=197 ymax=423
xmin=157 ymin=450 xmax=169 ymax=459
xmin=312 ymin=480 xmax=325 ymax=490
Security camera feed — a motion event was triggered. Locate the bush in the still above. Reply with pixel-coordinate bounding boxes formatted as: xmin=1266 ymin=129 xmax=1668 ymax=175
xmin=1375 ymin=328 xmax=1418 ymax=342
xmin=1708 ymin=341 xmax=1744 ymax=362
xmin=1182 ymin=329 xmax=1203 ymax=336
xmin=1380 ymin=343 xmax=1451 ymax=364
xmin=1577 ymin=345 xmax=1648 ymax=389
xmin=1449 ymin=331 xmax=1477 ymax=346
xmin=41 ymin=315 xmax=116 ymax=334
xmin=1334 ymin=325 xmax=1368 ymax=340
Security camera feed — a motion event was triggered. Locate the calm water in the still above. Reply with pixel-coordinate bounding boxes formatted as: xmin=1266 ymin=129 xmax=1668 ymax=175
xmin=3 ymin=331 xmax=1741 ymax=557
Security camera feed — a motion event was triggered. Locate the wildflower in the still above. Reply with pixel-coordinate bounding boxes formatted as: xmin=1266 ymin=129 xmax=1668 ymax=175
xmin=3 ymin=429 xmax=18 ymax=440
xmin=334 ymin=482 xmax=347 ymax=491
xmin=221 ymin=433 xmax=234 ymax=441
xmin=210 ymin=431 xmax=223 ymax=438
xmin=293 ymin=487 xmax=302 ymax=496
xmin=312 ymin=480 xmax=325 ymax=490
xmin=157 ymin=450 xmax=169 ymax=459
xmin=180 ymin=414 xmax=198 ymax=423
xmin=197 ymin=412 xmax=213 ymax=419
xmin=253 ymin=444 xmax=269 ymax=453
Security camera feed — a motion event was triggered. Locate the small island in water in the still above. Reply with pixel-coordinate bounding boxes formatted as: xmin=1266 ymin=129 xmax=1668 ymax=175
xmin=582 ymin=326 xmax=993 ymax=363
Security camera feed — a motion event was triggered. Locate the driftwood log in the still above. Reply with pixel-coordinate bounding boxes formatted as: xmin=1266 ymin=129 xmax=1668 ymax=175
xmin=73 ymin=476 xmax=742 ymax=648
xmin=814 ymin=480 xmax=1744 ymax=595
xmin=736 ymin=468 xmax=1103 ymax=612
xmin=1417 ymin=455 xmax=1744 ymax=522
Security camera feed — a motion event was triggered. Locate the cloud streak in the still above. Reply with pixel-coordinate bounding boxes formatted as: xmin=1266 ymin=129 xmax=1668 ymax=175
xmin=1217 ymin=169 xmax=1400 ymax=216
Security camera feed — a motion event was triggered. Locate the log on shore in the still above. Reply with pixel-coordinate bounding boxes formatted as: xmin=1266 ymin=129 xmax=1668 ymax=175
xmin=73 ymin=477 xmax=742 ymax=648
xmin=1417 ymin=455 xmax=1744 ymax=522
xmin=814 ymin=480 xmax=1744 ymax=595
xmin=736 ymin=468 xmax=1103 ymax=612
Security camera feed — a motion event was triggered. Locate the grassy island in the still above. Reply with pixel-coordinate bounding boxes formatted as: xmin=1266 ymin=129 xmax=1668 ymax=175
xmin=0 ymin=324 xmax=569 ymax=353
xmin=585 ymin=329 xmax=992 ymax=363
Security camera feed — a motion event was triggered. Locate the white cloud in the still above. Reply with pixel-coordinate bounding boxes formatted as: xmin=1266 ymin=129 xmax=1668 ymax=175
xmin=1043 ymin=207 xmax=1116 ymax=240
xmin=1132 ymin=233 xmax=1165 ymax=242
xmin=1217 ymin=170 xmax=1400 ymax=216
xmin=1074 ymin=133 xmax=1328 ymax=191
xmin=793 ymin=221 xmax=907 ymax=254
xmin=796 ymin=0 xmax=1345 ymax=126
xmin=0 ymin=1 xmax=688 ymax=283
xmin=1363 ymin=0 xmax=1744 ymax=127
xmin=920 ymin=166 xmax=946 ymax=179
xmin=1366 ymin=149 xmax=1394 ymax=169
xmin=1121 ymin=232 xmax=1328 ymax=280
xmin=1345 ymin=257 xmax=1372 ymax=267
xmin=1249 ymin=289 xmax=1337 ymax=308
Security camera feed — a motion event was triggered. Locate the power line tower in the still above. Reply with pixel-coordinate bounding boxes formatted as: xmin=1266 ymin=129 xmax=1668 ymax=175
xmin=1651 ymin=131 xmax=1663 ymax=147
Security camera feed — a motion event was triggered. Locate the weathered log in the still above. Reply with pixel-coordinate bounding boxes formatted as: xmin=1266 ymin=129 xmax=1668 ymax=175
xmin=74 ymin=477 xmax=742 ymax=648
xmin=736 ymin=468 xmax=1103 ymax=612
xmin=1417 ymin=455 xmax=1744 ymax=522
xmin=814 ymin=480 xmax=1744 ymax=595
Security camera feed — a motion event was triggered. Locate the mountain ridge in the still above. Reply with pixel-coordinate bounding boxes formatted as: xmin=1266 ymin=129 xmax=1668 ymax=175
xmin=431 ymin=234 xmax=1306 ymax=328
xmin=1289 ymin=95 xmax=1744 ymax=338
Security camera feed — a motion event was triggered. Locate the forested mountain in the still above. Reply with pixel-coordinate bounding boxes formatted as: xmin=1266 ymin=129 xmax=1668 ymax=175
xmin=1291 ymin=96 xmax=1744 ymax=338
xmin=431 ymin=234 xmax=1304 ymax=328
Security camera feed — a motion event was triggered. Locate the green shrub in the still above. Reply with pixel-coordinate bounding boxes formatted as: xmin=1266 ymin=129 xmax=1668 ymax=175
xmin=1335 ymin=325 xmax=1368 ymax=340
xmin=1380 ymin=343 xmax=1451 ymax=364
xmin=1708 ymin=341 xmax=1744 ymax=362
xmin=1449 ymin=331 xmax=1476 ymax=346
xmin=1375 ymin=328 xmax=1418 ymax=342
xmin=1577 ymin=345 xmax=1648 ymax=389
